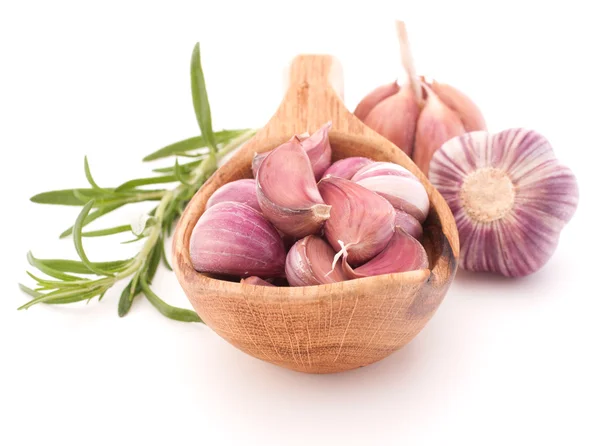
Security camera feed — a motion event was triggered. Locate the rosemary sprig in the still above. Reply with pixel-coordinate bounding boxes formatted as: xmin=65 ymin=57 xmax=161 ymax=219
xmin=19 ymin=42 xmax=256 ymax=322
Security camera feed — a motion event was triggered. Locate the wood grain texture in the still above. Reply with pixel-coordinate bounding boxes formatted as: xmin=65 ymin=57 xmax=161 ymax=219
xmin=172 ymin=55 xmax=460 ymax=373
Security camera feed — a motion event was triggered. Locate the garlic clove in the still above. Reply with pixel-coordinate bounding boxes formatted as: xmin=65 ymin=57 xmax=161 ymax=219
xmin=394 ymin=209 xmax=423 ymax=240
xmin=353 ymin=81 xmax=400 ymax=121
xmin=252 ymin=123 xmax=333 ymax=180
xmin=362 ymin=84 xmax=420 ymax=157
xmin=285 ymin=235 xmax=346 ymax=286
xmin=318 ymin=176 xmax=395 ymax=266
xmin=256 ymin=138 xmax=331 ymax=238
xmin=352 ymin=162 xmax=430 ymax=222
xmin=298 ymin=121 xmax=333 ymax=180
xmin=241 ymin=276 xmax=275 ymax=286
xmin=343 ymin=228 xmax=429 ymax=279
xmin=190 ymin=201 xmax=286 ymax=278
xmin=426 ymin=79 xmax=486 ymax=132
xmin=205 ymin=179 xmax=260 ymax=212
xmin=412 ymin=84 xmax=465 ymax=176
xmin=251 ymin=151 xmax=269 ymax=178
xmin=429 ymin=128 xmax=579 ymax=277
xmin=322 ymin=156 xmax=373 ymax=180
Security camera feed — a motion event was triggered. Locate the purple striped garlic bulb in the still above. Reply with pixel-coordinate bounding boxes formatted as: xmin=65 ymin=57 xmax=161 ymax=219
xmin=429 ymin=128 xmax=579 ymax=277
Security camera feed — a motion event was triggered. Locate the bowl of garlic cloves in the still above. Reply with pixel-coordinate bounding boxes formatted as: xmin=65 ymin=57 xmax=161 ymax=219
xmin=172 ymin=53 xmax=460 ymax=373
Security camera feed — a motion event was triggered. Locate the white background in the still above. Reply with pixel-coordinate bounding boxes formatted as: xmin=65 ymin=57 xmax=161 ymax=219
xmin=1 ymin=1 xmax=599 ymax=445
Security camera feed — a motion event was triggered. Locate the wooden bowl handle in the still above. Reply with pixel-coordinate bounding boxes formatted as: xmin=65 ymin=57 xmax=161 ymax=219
xmin=237 ymin=54 xmax=369 ymax=160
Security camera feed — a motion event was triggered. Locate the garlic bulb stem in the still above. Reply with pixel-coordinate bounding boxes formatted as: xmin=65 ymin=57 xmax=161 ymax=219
xmin=395 ymin=20 xmax=423 ymax=106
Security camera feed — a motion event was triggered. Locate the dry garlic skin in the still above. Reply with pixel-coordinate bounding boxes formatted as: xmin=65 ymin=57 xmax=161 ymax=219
xmin=429 ymin=128 xmax=579 ymax=277
xmin=190 ymin=201 xmax=286 ymax=278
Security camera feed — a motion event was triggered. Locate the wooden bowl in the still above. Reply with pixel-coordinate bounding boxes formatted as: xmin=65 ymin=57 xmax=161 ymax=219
xmin=172 ymin=55 xmax=459 ymax=374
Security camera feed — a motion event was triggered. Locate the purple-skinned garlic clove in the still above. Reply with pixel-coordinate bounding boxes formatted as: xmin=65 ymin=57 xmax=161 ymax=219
xmin=362 ymin=84 xmax=420 ymax=157
xmin=429 ymin=128 xmax=579 ymax=277
xmin=354 ymin=81 xmax=401 ymax=121
xmin=322 ymin=157 xmax=373 ymax=180
xmin=256 ymin=138 xmax=331 ymax=238
xmin=352 ymin=161 xmax=430 ymax=222
xmin=285 ymin=235 xmax=347 ymax=286
xmin=425 ymin=79 xmax=486 ymax=132
xmin=190 ymin=201 xmax=286 ymax=278
xmin=394 ymin=209 xmax=423 ymax=240
xmin=318 ymin=176 xmax=395 ymax=266
xmin=412 ymin=83 xmax=465 ymax=176
xmin=205 ymin=179 xmax=260 ymax=212
xmin=343 ymin=227 xmax=429 ymax=279
xmin=241 ymin=276 xmax=275 ymax=286
xmin=297 ymin=121 xmax=333 ymax=180
xmin=252 ymin=123 xmax=333 ymax=180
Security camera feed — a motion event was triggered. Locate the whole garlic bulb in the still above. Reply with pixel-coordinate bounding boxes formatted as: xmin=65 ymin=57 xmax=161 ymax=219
xmin=354 ymin=21 xmax=486 ymax=176
xmin=429 ymin=128 xmax=579 ymax=277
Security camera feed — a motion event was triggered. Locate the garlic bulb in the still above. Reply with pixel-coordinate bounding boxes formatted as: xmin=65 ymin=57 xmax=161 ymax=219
xmin=256 ymin=138 xmax=331 ymax=238
xmin=205 ymin=179 xmax=260 ymax=212
xmin=322 ymin=156 xmax=373 ymax=180
xmin=394 ymin=209 xmax=423 ymax=240
xmin=252 ymin=122 xmax=332 ymax=180
xmin=190 ymin=201 xmax=286 ymax=278
xmin=318 ymin=176 xmax=395 ymax=266
xmin=353 ymin=20 xmax=485 ymax=175
xmin=352 ymin=162 xmax=430 ymax=222
xmin=429 ymin=128 xmax=579 ymax=277
xmin=343 ymin=228 xmax=429 ymax=279
xmin=286 ymin=235 xmax=346 ymax=286
xmin=241 ymin=276 xmax=274 ymax=286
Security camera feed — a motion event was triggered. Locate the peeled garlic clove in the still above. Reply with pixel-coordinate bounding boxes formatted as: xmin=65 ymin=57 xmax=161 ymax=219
xmin=429 ymin=128 xmax=579 ymax=277
xmin=205 ymin=179 xmax=260 ymax=212
xmin=362 ymin=84 xmax=420 ymax=156
xmin=252 ymin=123 xmax=333 ymax=180
xmin=343 ymin=228 xmax=428 ymax=279
xmin=413 ymin=84 xmax=465 ymax=176
xmin=394 ymin=209 xmax=423 ymax=240
xmin=241 ymin=276 xmax=274 ymax=286
xmin=426 ymin=79 xmax=486 ymax=132
xmin=354 ymin=81 xmax=400 ymax=121
xmin=256 ymin=138 xmax=331 ymax=238
xmin=190 ymin=201 xmax=286 ymax=278
xmin=286 ymin=235 xmax=346 ymax=286
xmin=322 ymin=156 xmax=373 ymax=180
xmin=352 ymin=162 xmax=430 ymax=222
xmin=318 ymin=176 xmax=395 ymax=266
xmin=298 ymin=122 xmax=333 ymax=180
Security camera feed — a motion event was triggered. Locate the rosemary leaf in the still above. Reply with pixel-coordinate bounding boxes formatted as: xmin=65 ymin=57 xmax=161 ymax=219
xmin=84 ymin=156 xmax=106 ymax=191
xmin=118 ymin=278 xmax=142 ymax=318
xmin=190 ymin=42 xmax=216 ymax=153
xmin=140 ymin=278 xmax=201 ymax=323
xmin=60 ymin=204 xmax=125 ymax=238
xmin=73 ymin=201 xmax=114 ymax=276
xmin=31 ymin=188 xmax=112 ymax=206
xmin=114 ymin=175 xmax=177 ymax=192
xmin=27 ymin=252 xmax=81 ymax=281
xmin=82 ymin=225 xmax=132 ymax=237
xmin=143 ymin=130 xmax=247 ymax=162
xmin=33 ymin=258 xmax=134 ymax=275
